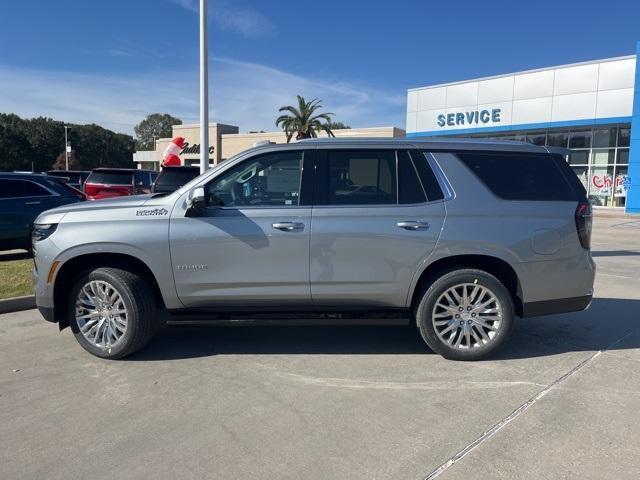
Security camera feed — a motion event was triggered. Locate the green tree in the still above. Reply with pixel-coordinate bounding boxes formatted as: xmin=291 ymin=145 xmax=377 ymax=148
xmin=134 ymin=113 xmax=182 ymax=150
xmin=0 ymin=113 xmax=135 ymax=171
xmin=275 ymin=96 xmax=335 ymax=142
xmin=0 ymin=120 xmax=33 ymax=171
xmin=328 ymin=121 xmax=351 ymax=130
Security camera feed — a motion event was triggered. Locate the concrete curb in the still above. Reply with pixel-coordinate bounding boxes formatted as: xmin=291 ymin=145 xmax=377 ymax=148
xmin=0 ymin=295 xmax=36 ymax=314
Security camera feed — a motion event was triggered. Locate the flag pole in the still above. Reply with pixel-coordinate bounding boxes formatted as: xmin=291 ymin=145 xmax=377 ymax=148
xmin=199 ymin=0 xmax=209 ymax=174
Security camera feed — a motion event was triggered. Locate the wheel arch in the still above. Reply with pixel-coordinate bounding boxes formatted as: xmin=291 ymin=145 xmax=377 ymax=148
xmin=53 ymin=252 xmax=165 ymax=329
xmin=409 ymin=254 xmax=523 ymax=317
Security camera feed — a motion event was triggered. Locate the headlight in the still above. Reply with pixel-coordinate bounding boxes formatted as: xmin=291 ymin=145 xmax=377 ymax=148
xmin=32 ymin=223 xmax=58 ymax=242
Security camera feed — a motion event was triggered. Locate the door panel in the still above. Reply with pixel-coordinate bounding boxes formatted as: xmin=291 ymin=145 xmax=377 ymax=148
xmin=310 ymin=203 xmax=444 ymax=307
xmin=169 ymin=149 xmax=313 ymax=309
xmin=309 ymin=148 xmax=446 ymax=308
xmin=170 ymin=207 xmax=311 ymax=308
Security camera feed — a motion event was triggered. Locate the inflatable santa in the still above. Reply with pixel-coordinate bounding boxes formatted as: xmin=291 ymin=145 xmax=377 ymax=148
xmin=162 ymin=137 xmax=185 ymax=166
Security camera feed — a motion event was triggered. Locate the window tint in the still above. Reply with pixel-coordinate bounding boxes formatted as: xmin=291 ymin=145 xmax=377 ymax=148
xmin=206 ymin=151 xmax=303 ymax=207
xmin=326 ymin=150 xmax=396 ymax=205
xmin=456 ymin=152 xmax=576 ymax=201
xmin=0 ymin=179 xmax=51 ymax=198
xmin=398 ymin=151 xmax=426 ymax=204
xmin=412 ymin=151 xmax=445 ymax=201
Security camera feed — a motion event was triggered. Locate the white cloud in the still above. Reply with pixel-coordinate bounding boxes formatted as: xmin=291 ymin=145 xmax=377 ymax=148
xmin=169 ymin=0 xmax=275 ymax=38
xmin=0 ymin=57 xmax=405 ymax=135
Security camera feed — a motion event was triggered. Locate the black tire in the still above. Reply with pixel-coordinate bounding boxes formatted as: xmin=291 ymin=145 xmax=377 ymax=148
xmin=68 ymin=267 xmax=157 ymax=359
xmin=415 ymin=268 xmax=514 ymax=361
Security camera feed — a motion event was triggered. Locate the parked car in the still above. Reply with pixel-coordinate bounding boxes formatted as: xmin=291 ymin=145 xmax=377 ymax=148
xmin=0 ymin=173 xmax=85 ymax=251
xmin=46 ymin=170 xmax=91 ymax=190
xmin=33 ymin=138 xmax=594 ymax=360
xmin=84 ymin=168 xmax=158 ymax=200
xmin=151 ymin=165 xmax=200 ymax=194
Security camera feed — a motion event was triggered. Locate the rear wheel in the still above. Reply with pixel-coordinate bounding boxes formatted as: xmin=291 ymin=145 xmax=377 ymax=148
xmin=68 ymin=267 xmax=156 ymax=359
xmin=415 ymin=269 xmax=514 ymax=360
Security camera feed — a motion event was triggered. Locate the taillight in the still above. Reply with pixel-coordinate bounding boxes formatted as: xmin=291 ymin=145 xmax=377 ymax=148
xmin=575 ymin=202 xmax=592 ymax=249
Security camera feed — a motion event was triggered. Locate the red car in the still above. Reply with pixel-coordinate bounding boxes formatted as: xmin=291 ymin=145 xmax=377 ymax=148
xmin=84 ymin=168 xmax=158 ymax=200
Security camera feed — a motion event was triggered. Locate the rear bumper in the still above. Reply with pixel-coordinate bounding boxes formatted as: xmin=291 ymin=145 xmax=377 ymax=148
xmin=521 ymin=293 xmax=592 ymax=318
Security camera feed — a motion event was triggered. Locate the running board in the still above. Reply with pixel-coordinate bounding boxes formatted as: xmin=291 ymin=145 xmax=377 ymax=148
xmin=165 ymin=311 xmax=411 ymax=327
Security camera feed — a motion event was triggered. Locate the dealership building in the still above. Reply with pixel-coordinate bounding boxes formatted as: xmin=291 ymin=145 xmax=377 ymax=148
xmin=406 ymin=46 xmax=640 ymax=213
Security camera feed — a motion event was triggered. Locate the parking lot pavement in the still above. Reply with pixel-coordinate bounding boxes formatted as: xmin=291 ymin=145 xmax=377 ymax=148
xmin=1 ymin=215 xmax=639 ymax=480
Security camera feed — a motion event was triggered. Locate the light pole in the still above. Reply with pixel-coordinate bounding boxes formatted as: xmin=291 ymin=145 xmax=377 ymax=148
xmin=64 ymin=125 xmax=70 ymax=170
xmin=199 ymin=0 xmax=209 ymax=174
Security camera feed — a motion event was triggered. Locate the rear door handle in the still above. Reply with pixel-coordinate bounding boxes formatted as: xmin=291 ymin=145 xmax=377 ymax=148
xmin=272 ymin=222 xmax=304 ymax=231
xmin=24 ymin=201 xmax=41 ymax=206
xmin=397 ymin=221 xmax=430 ymax=230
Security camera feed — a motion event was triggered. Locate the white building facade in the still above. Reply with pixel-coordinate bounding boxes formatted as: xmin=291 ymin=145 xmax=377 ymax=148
xmin=406 ymin=52 xmax=640 ymax=212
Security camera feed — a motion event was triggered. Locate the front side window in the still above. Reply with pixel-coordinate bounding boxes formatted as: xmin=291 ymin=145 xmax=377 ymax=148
xmin=326 ymin=150 xmax=396 ymax=205
xmin=205 ymin=151 xmax=303 ymax=207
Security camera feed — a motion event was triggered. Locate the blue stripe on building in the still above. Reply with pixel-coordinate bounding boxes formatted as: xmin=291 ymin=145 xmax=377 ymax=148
xmin=627 ymin=41 xmax=640 ymax=214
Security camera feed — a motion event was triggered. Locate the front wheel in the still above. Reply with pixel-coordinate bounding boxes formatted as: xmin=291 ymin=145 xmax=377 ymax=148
xmin=415 ymin=269 xmax=514 ymax=361
xmin=68 ymin=267 xmax=157 ymax=359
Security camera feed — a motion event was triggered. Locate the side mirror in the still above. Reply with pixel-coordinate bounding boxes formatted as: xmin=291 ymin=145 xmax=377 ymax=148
xmin=186 ymin=187 xmax=206 ymax=216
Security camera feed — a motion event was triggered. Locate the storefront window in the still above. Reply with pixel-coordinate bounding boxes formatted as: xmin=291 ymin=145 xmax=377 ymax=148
xmin=526 ymin=132 xmax=546 ymax=145
xmin=568 ymin=129 xmax=592 ymax=148
xmin=591 ymin=149 xmax=615 ymax=166
xmin=617 ymin=148 xmax=629 ymax=165
xmin=613 ymin=165 xmax=629 ymax=207
xmin=618 ymin=128 xmax=630 ymax=147
xmin=588 ymin=164 xmax=615 ymax=206
xmin=568 ymin=150 xmax=589 ymax=165
xmin=592 ymin=127 xmax=617 ymax=148
xmin=546 ymin=131 xmax=568 ymax=147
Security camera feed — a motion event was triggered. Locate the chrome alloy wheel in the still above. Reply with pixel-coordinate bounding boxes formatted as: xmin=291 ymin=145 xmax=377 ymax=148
xmin=75 ymin=280 xmax=128 ymax=349
xmin=431 ymin=283 xmax=503 ymax=350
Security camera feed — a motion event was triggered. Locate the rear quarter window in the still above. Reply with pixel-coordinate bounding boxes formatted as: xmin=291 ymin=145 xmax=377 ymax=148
xmin=455 ymin=152 xmax=577 ymax=201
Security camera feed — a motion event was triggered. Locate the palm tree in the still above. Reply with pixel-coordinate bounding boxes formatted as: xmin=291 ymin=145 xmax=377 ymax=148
xmin=275 ymin=95 xmax=335 ymax=142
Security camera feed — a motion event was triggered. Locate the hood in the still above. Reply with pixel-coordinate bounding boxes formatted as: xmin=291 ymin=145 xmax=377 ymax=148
xmin=36 ymin=194 xmax=159 ymax=224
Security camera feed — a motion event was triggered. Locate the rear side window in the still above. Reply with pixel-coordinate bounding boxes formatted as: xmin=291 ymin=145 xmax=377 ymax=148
xmin=412 ymin=151 xmax=445 ymax=201
xmin=88 ymin=171 xmax=133 ymax=185
xmin=0 ymin=179 xmax=51 ymax=198
xmin=456 ymin=152 xmax=577 ymax=201
xmin=327 ymin=150 xmax=396 ymax=205
xmin=398 ymin=150 xmax=426 ymax=204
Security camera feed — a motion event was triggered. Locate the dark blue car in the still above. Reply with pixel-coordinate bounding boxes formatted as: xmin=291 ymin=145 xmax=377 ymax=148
xmin=0 ymin=173 xmax=86 ymax=251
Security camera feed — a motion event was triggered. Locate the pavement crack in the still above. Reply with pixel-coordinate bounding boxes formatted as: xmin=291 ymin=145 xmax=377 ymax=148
xmin=421 ymin=328 xmax=637 ymax=480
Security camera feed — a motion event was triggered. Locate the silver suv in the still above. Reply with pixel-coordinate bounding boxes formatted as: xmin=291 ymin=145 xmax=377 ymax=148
xmin=33 ymin=139 xmax=595 ymax=361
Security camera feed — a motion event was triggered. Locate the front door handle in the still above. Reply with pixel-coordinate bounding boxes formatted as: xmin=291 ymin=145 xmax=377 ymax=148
xmin=272 ymin=222 xmax=304 ymax=231
xmin=397 ymin=221 xmax=430 ymax=231
xmin=24 ymin=201 xmax=41 ymax=206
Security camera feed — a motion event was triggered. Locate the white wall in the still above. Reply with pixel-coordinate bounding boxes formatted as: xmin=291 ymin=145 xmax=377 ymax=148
xmin=406 ymin=56 xmax=636 ymax=134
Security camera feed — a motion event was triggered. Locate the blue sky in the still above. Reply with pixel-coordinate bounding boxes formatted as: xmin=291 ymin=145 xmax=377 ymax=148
xmin=1 ymin=0 xmax=639 ymax=135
